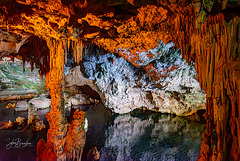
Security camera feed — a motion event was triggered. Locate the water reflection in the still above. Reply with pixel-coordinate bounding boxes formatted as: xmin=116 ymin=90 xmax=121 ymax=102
xmin=37 ymin=108 xmax=86 ymax=161
xmin=82 ymin=103 xmax=112 ymax=160
xmin=99 ymin=111 xmax=205 ymax=161
xmin=1 ymin=100 xmax=205 ymax=161
xmin=0 ymin=102 xmax=49 ymax=161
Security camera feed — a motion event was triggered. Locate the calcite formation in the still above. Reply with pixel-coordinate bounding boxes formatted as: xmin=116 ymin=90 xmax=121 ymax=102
xmin=0 ymin=0 xmax=239 ymax=160
xmin=83 ymin=48 xmax=206 ymax=115
xmin=36 ymin=40 xmax=86 ymax=160
xmin=37 ymin=109 xmax=85 ymax=160
xmin=192 ymin=15 xmax=240 ymax=161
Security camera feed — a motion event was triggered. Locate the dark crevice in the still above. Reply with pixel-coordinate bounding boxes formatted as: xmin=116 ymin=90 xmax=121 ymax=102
xmin=78 ymin=85 xmax=101 ymax=100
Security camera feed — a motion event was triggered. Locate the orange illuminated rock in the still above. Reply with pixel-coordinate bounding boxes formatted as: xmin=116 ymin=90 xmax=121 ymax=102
xmin=37 ymin=39 xmax=85 ymax=161
xmin=37 ymin=109 xmax=85 ymax=161
xmin=0 ymin=0 xmax=239 ymax=160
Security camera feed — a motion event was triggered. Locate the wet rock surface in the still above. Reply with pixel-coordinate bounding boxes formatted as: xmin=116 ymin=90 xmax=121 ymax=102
xmin=15 ymin=100 xmax=29 ymax=111
xmin=28 ymin=97 xmax=51 ymax=109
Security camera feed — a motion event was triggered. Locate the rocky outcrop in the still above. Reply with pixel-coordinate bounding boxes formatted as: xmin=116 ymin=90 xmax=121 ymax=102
xmin=83 ymin=43 xmax=206 ymax=115
xmin=0 ymin=117 xmax=26 ymax=130
xmin=0 ymin=104 xmax=46 ymax=131
xmin=65 ymin=94 xmax=91 ymax=107
xmin=10 ymin=96 xmax=51 ymax=111
xmin=15 ymin=100 xmax=28 ymax=111
xmin=65 ymin=66 xmax=103 ymax=100
xmin=28 ymin=97 xmax=51 ymax=109
xmin=86 ymin=147 xmax=100 ymax=161
xmin=28 ymin=103 xmax=46 ymax=131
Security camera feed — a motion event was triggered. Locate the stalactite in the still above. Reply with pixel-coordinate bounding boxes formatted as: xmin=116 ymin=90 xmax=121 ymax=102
xmin=64 ymin=39 xmax=68 ymax=64
xmin=66 ymin=39 xmax=84 ymax=65
xmin=177 ymin=14 xmax=240 ymax=161
xmin=76 ymin=40 xmax=79 ymax=64
xmin=80 ymin=40 xmax=83 ymax=62
xmin=37 ymin=38 xmax=85 ymax=161
xmin=15 ymin=36 xmax=50 ymax=79
xmin=72 ymin=41 xmax=76 ymax=63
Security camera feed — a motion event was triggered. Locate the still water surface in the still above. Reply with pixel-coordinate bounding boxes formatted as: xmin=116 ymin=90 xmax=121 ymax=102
xmin=84 ymin=104 xmax=206 ymax=161
xmin=0 ymin=102 xmax=205 ymax=161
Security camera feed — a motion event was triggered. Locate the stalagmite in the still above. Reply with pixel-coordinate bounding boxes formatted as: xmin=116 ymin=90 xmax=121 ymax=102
xmin=37 ymin=38 xmax=85 ymax=161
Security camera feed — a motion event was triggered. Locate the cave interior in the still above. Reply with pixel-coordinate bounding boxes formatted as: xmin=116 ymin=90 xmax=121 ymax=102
xmin=0 ymin=0 xmax=240 ymax=161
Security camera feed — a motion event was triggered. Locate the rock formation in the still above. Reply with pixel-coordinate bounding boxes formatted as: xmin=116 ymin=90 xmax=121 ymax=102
xmin=0 ymin=103 xmax=46 ymax=131
xmin=192 ymin=14 xmax=240 ymax=161
xmin=36 ymin=40 xmax=86 ymax=161
xmin=0 ymin=0 xmax=239 ymax=160
xmin=0 ymin=57 xmax=46 ymax=99
xmin=15 ymin=100 xmax=28 ymax=111
xmin=83 ymin=43 xmax=206 ymax=115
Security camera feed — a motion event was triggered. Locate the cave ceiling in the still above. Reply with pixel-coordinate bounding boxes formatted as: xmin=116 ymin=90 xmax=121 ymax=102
xmin=1 ymin=0 xmax=238 ymax=68
xmin=0 ymin=0 xmax=238 ymax=67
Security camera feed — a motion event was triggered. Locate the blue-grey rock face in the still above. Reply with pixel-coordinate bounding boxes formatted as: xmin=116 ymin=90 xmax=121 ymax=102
xmin=83 ymin=42 xmax=206 ymax=115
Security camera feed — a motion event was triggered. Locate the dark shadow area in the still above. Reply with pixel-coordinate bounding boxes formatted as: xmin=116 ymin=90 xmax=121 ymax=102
xmin=82 ymin=103 xmax=113 ymax=161
xmin=78 ymin=85 xmax=101 ymax=100
xmin=0 ymin=101 xmax=49 ymax=161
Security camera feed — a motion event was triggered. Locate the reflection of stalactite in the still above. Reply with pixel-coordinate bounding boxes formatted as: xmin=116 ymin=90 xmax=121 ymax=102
xmin=37 ymin=38 xmax=85 ymax=161
xmin=37 ymin=109 xmax=85 ymax=161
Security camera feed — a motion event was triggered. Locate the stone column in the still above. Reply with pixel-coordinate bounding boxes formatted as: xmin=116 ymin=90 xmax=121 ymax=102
xmin=187 ymin=14 xmax=240 ymax=161
xmin=37 ymin=39 xmax=85 ymax=161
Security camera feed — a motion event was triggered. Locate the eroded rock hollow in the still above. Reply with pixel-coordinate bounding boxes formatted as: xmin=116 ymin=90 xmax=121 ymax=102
xmin=0 ymin=0 xmax=239 ymax=160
